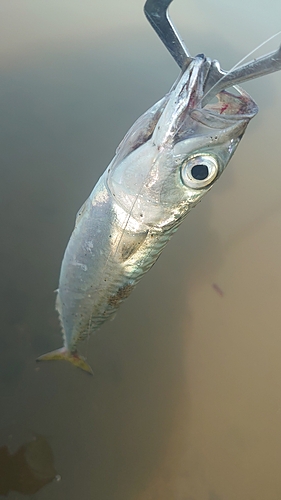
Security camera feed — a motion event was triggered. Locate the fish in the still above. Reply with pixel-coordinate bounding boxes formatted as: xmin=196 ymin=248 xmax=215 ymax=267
xmin=37 ymin=55 xmax=258 ymax=373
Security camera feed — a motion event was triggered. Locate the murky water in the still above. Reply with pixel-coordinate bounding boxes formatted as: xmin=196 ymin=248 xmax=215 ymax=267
xmin=1 ymin=0 xmax=281 ymax=498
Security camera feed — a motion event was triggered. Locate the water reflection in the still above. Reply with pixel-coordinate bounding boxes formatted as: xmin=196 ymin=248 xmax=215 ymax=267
xmin=0 ymin=0 xmax=281 ymax=499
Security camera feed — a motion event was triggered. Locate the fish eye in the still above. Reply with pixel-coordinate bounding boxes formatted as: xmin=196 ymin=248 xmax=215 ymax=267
xmin=180 ymin=154 xmax=219 ymax=189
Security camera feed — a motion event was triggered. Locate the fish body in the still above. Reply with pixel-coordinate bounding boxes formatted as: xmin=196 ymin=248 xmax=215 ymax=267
xmin=38 ymin=56 xmax=258 ymax=372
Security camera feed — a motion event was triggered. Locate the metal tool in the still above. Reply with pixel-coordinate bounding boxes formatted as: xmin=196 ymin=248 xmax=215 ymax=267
xmin=144 ymin=0 xmax=281 ymax=105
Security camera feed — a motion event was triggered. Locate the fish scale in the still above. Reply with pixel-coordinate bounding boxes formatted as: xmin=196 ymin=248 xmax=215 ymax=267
xmin=37 ymin=56 xmax=257 ymax=373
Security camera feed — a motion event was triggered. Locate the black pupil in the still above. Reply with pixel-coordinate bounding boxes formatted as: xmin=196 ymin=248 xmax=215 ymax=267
xmin=191 ymin=164 xmax=209 ymax=180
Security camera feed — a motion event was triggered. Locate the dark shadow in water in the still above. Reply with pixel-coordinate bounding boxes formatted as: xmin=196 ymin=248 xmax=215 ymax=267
xmin=0 ymin=26 xmax=277 ymax=499
xmin=0 ymin=434 xmax=58 ymax=496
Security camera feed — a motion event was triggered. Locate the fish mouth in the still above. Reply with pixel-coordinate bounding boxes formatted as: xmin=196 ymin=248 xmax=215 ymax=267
xmin=162 ymin=55 xmax=258 ymax=152
xmin=200 ymin=86 xmax=259 ymax=121
xmin=179 ymin=53 xmax=259 ymax=117
xmin=182 ymin=55 xmax=258 ymax=123
xmin=153 ymin=55 xmax=258 ymax=149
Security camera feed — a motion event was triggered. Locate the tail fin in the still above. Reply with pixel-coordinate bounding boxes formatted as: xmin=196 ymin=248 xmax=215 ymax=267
xmin=36 ymin=347 xmax=93 ymax=375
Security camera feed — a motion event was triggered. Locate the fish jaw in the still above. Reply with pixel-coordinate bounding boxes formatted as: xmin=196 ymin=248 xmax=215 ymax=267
xmin=36 ymin=347 xmax=93 ymax=375
xmin=153 ymin=55 xmax=258 ymax=150
xmin=152 ymin=56 xmax=209 ymax=148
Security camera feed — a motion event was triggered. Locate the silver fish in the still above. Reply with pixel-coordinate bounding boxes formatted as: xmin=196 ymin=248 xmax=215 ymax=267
xmin=37 ymin=55 xmax=257 ymax=373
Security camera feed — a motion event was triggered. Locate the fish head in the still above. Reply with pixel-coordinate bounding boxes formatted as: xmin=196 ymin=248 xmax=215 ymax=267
xmin=108 ymin=55 xmax=258 ymax=227
xmin=152 ymin=55 xmax=258 ymax=215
